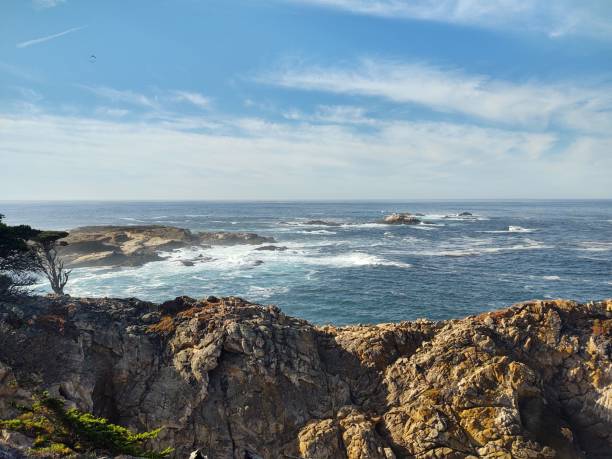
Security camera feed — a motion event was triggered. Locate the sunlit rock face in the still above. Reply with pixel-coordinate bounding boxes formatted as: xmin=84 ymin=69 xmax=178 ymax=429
xmin=382 ymin=213 xmax=422 ymax=225
xmin=0 ymin=295 xmax=610 ymax=458
xmin=57 ymin=225 xmax=275 ymax=268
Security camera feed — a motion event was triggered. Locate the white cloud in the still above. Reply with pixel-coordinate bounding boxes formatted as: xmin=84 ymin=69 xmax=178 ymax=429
xmin=172 ymin=91 xmax=211 ymax=109
xmin=83 ymin=86 xmax=213 ymax=112
xmin=2 ymin=105 xmax=610 ymax=199
xmin=17 ymin=26 xmax=86 ymax=49
xmin=82 ymin=86 xmax=159 ymax=109
xmin=265 ymin=58 xmax=612 ymax=133
xmin=284 ymin=105 xmax=376 ymax=125
xmin=283 ymin=0 xmax=612 ymax=39
xmin=32 ymin=0 xmax=66 ymax=9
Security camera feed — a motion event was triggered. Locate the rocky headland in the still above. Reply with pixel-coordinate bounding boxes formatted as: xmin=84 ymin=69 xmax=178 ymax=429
xmin=57 ymin=226 xmax=275 ymax=268
xmin=0 ymin=295 xmax=610 ymax=458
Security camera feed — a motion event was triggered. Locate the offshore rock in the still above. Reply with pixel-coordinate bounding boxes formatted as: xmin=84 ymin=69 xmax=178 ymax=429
xmin=0 ymin=296 xmax=610 ymax=458
xmin=382 ymin=213 xmax=421 ymax=225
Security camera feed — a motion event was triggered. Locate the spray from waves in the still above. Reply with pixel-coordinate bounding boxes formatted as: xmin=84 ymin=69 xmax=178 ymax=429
xmin=303 ymin=252 xmax=411 ymax=268
xmin=295 ymin=230 xmax=337 ymax=235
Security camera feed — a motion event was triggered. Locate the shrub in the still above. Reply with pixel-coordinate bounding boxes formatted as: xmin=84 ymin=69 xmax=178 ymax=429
xmin=0 ymin=392 xmax=173 ymax=458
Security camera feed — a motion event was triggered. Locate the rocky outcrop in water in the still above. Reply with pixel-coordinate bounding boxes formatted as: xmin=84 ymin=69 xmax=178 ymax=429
xmin=382 ymin=213 xmax=421 ymax=225
xmin=58 ymin=226 xmax=275 ymax=268
xmin=0 ymin=296 xmax=610 ymax=458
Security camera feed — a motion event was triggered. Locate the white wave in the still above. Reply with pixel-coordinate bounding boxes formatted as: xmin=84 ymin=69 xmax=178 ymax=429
xmin=574 ymin=241 xmax=612 ymax=252
xmin=542 ymin=275 xmax=561 ymax=281
xmin=281 ymin=220 xmax=343 ymax=227
xmin=420 ymin=213 xmax=487 ymax=221
xmin=303 ymin=252 xmax=411 ymax=268
xmin=119 ymin=217 xmax=144 ymax=222
xmin=482 ymin=226 xmax=535 ymax=234
xmin=508 ymin=226 xmax=534 ymax=233
xmin=412 ymin=238 xmax=551 ymax=257
xmin=247 ymin=285 xmax=290 ymax=299
xmin=341 ymin=222 xmax=387 ymax=228
xmin=410 ymin=224 xmax=438 ymax=231
xmin=164 ymin=243 xmax=409 ymax=269
xmin=295 ymin=230 xmax=337 ymax=235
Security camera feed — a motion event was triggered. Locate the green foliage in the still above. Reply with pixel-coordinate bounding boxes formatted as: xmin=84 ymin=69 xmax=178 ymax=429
xmin=0 ymin=392 xmax=173 ymax=458
xmin=0 ymin=213 xmax=42 ymax=297
xmin=33 ymin=231 xmax=70 ymax=250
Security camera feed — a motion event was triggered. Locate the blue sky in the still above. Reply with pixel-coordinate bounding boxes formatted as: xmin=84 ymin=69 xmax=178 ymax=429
xmin=1 ymin=0 xmax=612 ymax=199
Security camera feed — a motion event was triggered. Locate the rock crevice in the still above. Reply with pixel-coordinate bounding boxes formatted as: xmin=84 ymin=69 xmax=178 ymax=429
xmin=0 ymin=296 xmax=610 ymax=458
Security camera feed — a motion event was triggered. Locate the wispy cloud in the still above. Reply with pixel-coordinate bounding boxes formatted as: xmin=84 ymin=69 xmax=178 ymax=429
xmin=81 ymin=86 xmax=159 ymax=109
xmin=172 ymin=91 xmax=211 ymax=109
xmin=284 ymin=105 xmax=376 ymax=125
xmin=264 ymin=58 xmax=612 ymax=133
xmin=17 ymin=26 xmax=86 ymax=49
xmin=282 ymin=0 xmax=612 ymax=39
xmin=32 ymin=0 xmax=66 ymax=9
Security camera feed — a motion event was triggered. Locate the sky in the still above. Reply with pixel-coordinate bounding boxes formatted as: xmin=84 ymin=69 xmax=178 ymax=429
xmin=1 ymin=0 xmax=612 ymax=200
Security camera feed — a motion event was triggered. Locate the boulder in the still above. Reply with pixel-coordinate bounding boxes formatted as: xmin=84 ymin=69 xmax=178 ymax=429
xmin=382 ymin=213 xmax=421 ymax=225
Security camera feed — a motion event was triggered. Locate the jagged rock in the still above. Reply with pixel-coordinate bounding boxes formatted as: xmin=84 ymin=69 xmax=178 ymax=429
xmin=0 ymin=296 xmax=610 ymax=458
xmin=57 ymin=226 xmax=275 ymax=268
xmin=382 ymin=213 xmax=421 ymax=225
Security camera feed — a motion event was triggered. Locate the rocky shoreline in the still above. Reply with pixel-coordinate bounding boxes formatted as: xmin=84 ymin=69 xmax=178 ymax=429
xmin=57 ymin=225 xmax=275 ymax=268
xmin=0 ymin=295 xmax=610 ymax=458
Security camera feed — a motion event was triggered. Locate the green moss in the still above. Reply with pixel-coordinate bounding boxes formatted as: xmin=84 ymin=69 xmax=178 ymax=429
xmin=0 ymin=392 xmax=173 ymax=458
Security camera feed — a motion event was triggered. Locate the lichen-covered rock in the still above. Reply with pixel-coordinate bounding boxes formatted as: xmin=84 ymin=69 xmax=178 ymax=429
xmin=0 ymin=296 xmax=610 ymax=458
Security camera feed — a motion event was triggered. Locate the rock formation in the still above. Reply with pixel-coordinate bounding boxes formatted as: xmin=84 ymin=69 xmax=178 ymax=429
xmin=58 ymin=226 xmax=275 ymax=268
xmin=0 ymin=295 xmax=610 ymax=458
xmin=382 ymin=214 xmax=421 ymax=225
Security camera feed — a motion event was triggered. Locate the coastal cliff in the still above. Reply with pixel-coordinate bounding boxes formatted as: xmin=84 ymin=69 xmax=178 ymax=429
xmin=0 ymin=296 xmax=610 ymax=458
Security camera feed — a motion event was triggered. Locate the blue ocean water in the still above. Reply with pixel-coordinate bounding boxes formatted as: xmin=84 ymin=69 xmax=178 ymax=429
xmin=2 ymin=200 xmax=611 ymax=325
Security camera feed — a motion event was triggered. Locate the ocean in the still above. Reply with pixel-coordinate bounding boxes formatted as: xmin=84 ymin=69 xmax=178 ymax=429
xmin=2 ymin=200 xmax=611 ymax=325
